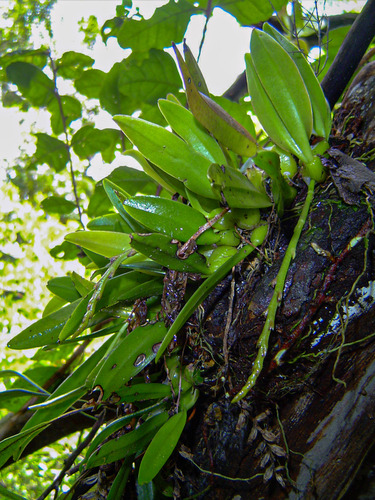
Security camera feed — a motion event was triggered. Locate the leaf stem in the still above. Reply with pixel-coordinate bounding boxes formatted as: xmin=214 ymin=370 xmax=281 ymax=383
xmin=232 ymin=180 xmax=316 ymax=402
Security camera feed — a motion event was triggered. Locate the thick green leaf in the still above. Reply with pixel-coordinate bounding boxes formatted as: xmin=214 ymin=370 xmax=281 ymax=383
xmin=130 ymin=233 xmax=210 ymax=274
xmin=6 ymin=61 xmax=55 ymax=107
xmin=84 ymin=401 xmax=167 ymax=465
xmin=118 ymin=50 xmax=181 ymax=106
xmin=114 ymin=115 xmax=215 ymax=199
xmin=116 ymin=0 xmax=195 ymax=52
xmin=93 ymin=322 xmax=168 ymax=398
xmin=47 ymin=276 xmax=81 ymax=302
xmin=7 ymin=299 xmax=81 ymax=349
xmin=158 ymin=98 xmax=227 ymax=164
xmin=74 ymin=68 xmax=106 ymax=98
xmin=0 ymin=421 xmax=51 ymax=469
xmin=87 ymin=213 xmax=133 ymax=233
xmin=41 ymin=196 xmax=76 ymax=215
xmin=47 ymin=95 xmax=82 ymax=135
xmin=217 ymin=0 xmax=288 ymax=26
xmin=55 ymin=51 xmax=94 ymax=79
xmin=211 ymin=95 xmax=256 ymax=139
xmin=33 ymin=133 xmax=69 ymax=172
xmin=208 ymin=163 xmax=272 ymax=208
xmin=107 ymin=460 xmax=131 ymax=500
xmin=173 ymin=43 xmax=257 ymax=157
xmin=65 ymin=230 xmax=131 ymax=258
xmin=138 ymin=410 xmax=187 ymax=484
xmin=125 ymin=149 xmax=187 ymax=196
xmin=123 ymin=195 xmax=219 ymax=244
xmin=114 ymin=383 xmax=171 ymax=403
xmin=86 ymin=411 xmax=169 ymax=468
xmin=59 ymin=272 xmax=163 ymax=341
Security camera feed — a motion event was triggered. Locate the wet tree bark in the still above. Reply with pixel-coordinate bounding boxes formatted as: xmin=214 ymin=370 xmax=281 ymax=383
xmin=175 ymin=63 xmax=375 ymax=499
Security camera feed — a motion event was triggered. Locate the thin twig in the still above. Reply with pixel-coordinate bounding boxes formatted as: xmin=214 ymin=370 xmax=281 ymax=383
xmin=37 ymin=409 xmax=106 ymax=500
xmin=49 ymin=54 xmax=85 ymax=229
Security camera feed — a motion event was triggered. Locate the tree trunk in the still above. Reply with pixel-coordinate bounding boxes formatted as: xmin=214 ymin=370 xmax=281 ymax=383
xmin=175 ymin=63 xmax=375 ymax=499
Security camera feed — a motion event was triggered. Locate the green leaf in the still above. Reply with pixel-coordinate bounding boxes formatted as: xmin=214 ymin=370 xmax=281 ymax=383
xmin=107 ymin=460 xmax=131 ymax=500
xmin=47 ymin=276 xmax=81 ymax=302
xmin=208 ymin=163 xmax=272 ymax=208
xmin=6 ymin=61 xmax=55 ymax=107
xmin=123 ymin=195 xmax=219 ymax=244
xmin=100 ymin=61 xmax=134 ymax=116
xmin=55 ymin=51 xmax=94 ymax=79
xmin=114 ymin=383 xmax=172 ymax=403
xmin=87 ymin=213 xmax=133 ymax=233
xmin=86 ymin=411 xmax=169 ymax=468
xmin=116 ymin=0 xmax=195 ymax=52
xmin=114 ymin=115 xmax=215 ymax=199
xmin=118 ymin=49 xmax=182 ymax=106
xmin=7 ymin=299 xmax=81 ymax=349
xmin=138 ymin=410 xmax=187 ymax=484
xmin=41 ymin=196 xmax=77 ymax=215
xmin=49 ymin=240 xmax=81 ymax=260
xmin=158 ymin=98 xmax=227 ymax=164
xmin=71 ymin=125 xmax=123 ymax=162
xmin=12 ymin=338 xmax=115 ymax=461
xmin=0 ymin=482 xmax=28 ymax=500
xmin=217 ymin=0 xmax=288 ymax=26
xmin=47 ymin=95 xmax=82 ymax=135
xmin=74 ymin=68 xmax=106 ymax=98
xmin=0 ymin=389 xmax=47 ymax=409
xmin=84 ymin=401 xmax=166 ymax=465
xmin=173 ymin=43 xmax=257 ymax=158
xmin=93 ymin=322 xmax=168 ymax=398
xmin=65 ymin=230 xmax=131 ymax=258
xmin=59 ymin=271 xmax=163 ymax=341
xmin=130 ymin=233 xmax=210 ymax=274
xmin=33 ymin=133 xmax=69 ymax=172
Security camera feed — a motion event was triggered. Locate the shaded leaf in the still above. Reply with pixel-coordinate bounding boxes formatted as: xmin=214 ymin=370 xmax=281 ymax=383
xmin=217 ymin=0 xmax=288 ymax=26
xmin=6 ymin=61 xmax=55 ymax=107
xmin=33 ymin=133 xmax=69 ymax=172
xmin=116 ymin=0 xmax=195 ymax=52
xmin=86 ymin=411 xmax=169 ymax=468
xmin=55 ymin=51 xmax=94 ymax=79
xmin=47 ymin=95 xmax=82 ymax=135
xmin=47 ymin=276 xmax=81 ymax=302
xmin=71 ymin=125 xmax=123 ymax=162
xmin=118 ymin=49 xmax=181 ymax=106
xmin=40 ymin=196 xmax=77 ymax=215
xmin=138 ymin=410 xmax=187 ymax=484
xmin=74 ymin=68 xmax=106 ymax=98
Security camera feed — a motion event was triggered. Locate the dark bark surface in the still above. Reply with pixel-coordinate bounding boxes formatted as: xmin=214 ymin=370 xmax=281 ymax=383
xmin=175 ymin=64 xmax=375 ymax=499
